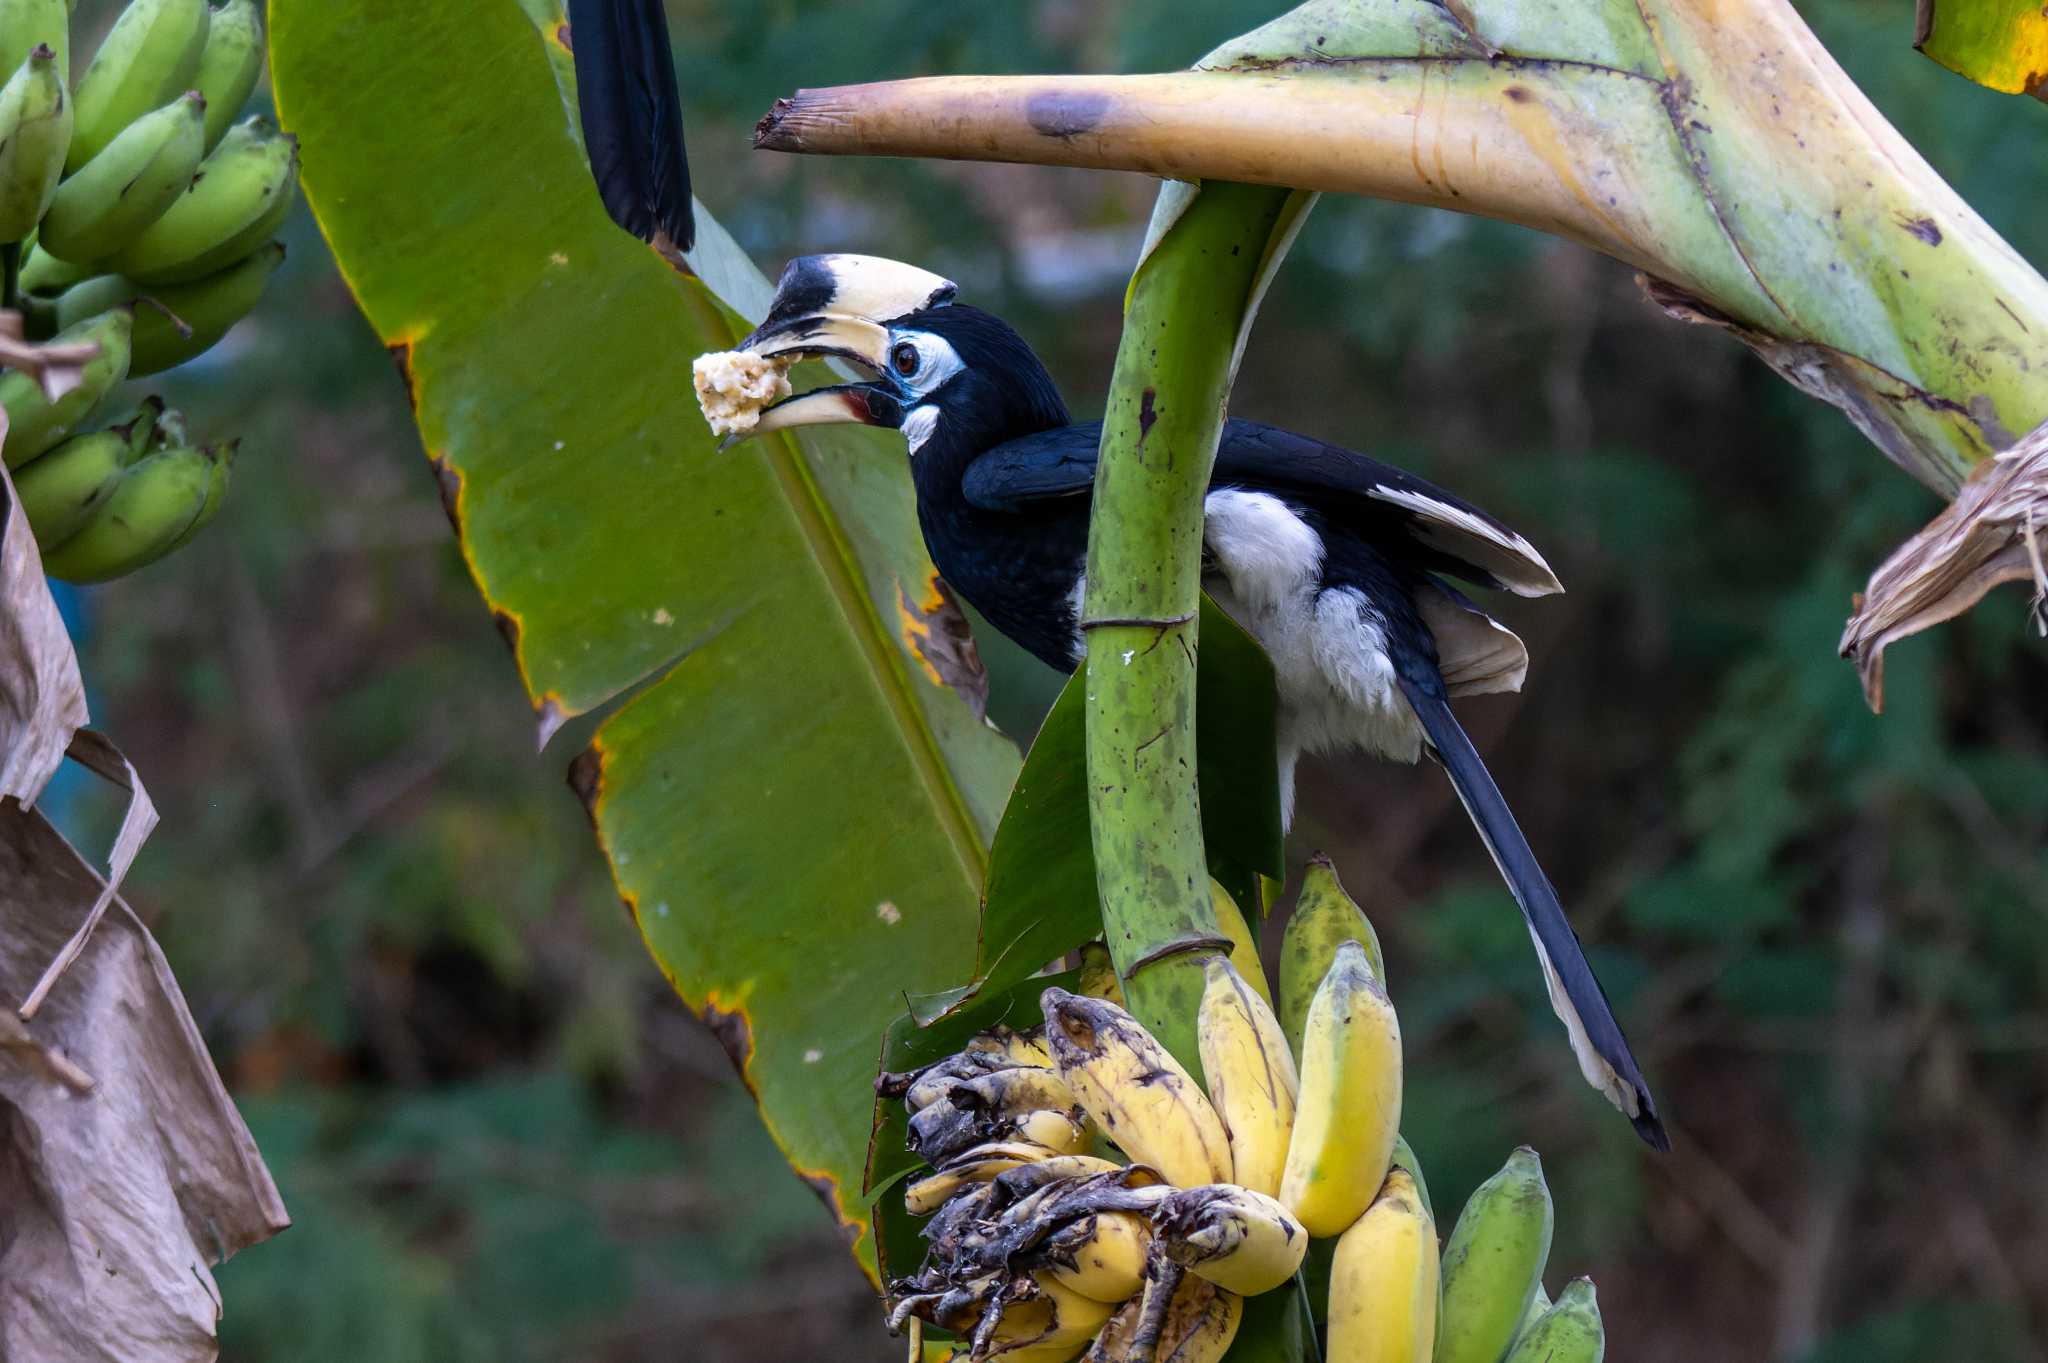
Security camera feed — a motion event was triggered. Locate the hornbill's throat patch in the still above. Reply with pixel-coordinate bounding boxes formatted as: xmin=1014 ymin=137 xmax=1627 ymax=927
xmin=714 ymin=254 xmax=957 ymax=444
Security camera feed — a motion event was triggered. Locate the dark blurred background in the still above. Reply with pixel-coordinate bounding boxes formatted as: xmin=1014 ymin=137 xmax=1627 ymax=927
xmin=49 ymin=0 xmax=2047 ymax=1359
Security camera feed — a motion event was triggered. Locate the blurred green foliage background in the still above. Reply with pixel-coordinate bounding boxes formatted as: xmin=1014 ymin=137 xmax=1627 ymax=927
xmin=51 ymin=0 xmax=2047 ymax=1358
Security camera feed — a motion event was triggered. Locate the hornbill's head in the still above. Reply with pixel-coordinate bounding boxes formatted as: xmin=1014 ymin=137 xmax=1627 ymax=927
xmin=725 ymin=254 xmax=1070 ymax=459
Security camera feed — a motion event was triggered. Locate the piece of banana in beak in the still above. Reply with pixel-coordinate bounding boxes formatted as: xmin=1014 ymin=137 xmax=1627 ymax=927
xmin=692 ymin=350 xmax=793 ymax=438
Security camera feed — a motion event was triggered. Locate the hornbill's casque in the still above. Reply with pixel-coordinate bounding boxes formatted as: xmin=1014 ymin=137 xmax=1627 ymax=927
xmin=556 ymin=0 xmax=1664 ymax=1149
xmin=720 ymin=255 xmax=1667 ymax=1152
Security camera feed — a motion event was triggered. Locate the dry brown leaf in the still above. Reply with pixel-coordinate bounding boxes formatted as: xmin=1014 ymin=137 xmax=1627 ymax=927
xmin=0 ymin=796 xmax=289 ymax=1363
xmin=1840 ymin=421 xmax=2048 ymax=711
xmin=0 ymin=406 xmax=89 ymax=804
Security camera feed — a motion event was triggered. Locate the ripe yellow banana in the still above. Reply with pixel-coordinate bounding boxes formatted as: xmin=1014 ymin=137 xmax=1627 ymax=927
xmin=1194 ymin=956 xmax=1296 ymax=1198
xmin=1327 ymin=1169 xmax=1438 ymax=1363
xmin=1156 ymin=1184 xmax=1307 ymax=1297
xmin=67 ymin=0 xmax=210 ymax=173
xmin=39 ymin=92 xmax=206 ymax=263
xmin=1040 ymin=987 xmax=1232 ymax=1190
xmin=1279 ymin=940 xmax=1401 ymax=1237
xmin=0 ymin=45 xmax=70 ymax=244
xmin=1502 ymin=1277 xmax=1602 ymax=1363
xmin=1279 ymin=854 xmax=1385 ymax=1062
xmin=55 ymin=238 xmax=286 ymax=375
xmin=0 ymin=306 xmax=131 ymax=466
xmin=1078 ymin=941 xmax=1125 ymax=1006
xmin=190 ymin=0 xmax=261 ymax=152
xmin=1043 ymin=1209 xmax=1150 ymax=1303
xmin=1207 ymin=879 xmax=1273 ymax=1008
xmin=41 ymin=441 xmax=219 ymax=583
xmin=982 ymin=1273 xmax=1115 ymax=1360
xmin=904 ymin=1141 xmax=1068 ymax=1215
xmin=966 ymin=1025 xmax=1055 ymax=1069
xmin=114 ymin=117 xmax=298 ymax=284
xmin=1086 ymin=1273 xmax=1241 ymax=1363
xmin=0 ymin=0 xmax=69 ymax=78
xmin=1436 ymin=1147 xmax=1553 ymax=1363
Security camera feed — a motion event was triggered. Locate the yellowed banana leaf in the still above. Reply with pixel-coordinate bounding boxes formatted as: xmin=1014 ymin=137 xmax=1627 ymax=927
xmin=1916 ymin=0 xmax=2048 ymax=96
xmin=269 ymin=0 xmax=1022 ymax=1280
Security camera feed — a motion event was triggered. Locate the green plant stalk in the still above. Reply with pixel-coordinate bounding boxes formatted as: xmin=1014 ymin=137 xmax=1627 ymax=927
xmin=1084 ymin=180 xmax=1295 ymax=1072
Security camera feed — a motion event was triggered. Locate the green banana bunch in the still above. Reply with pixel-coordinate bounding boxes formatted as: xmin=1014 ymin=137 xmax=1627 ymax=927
xmin=1502 ymin=1278 xmax=1603 ymax=1363
xmin=1280 ymin=939 xmax=1402 ymax=1238
xmin=67 ymin=0 xmax=209 ymax=173
xmin=39 ymin=436 xmax=231 ymax=583
xmin=0 ymin=306 xmax=131 ymax=466
xmin=114 ymin=116 xmax=297 ymax=284
xmin=0 ymin=44 xmax=68 ymax=244
xmin=190 ymin=0 xmax=260 ymax=152
xmin=11 ymin=396 xmax=163 ymax=547
xmin=54 ymin=238 xmax=285 ymax=374
xmin=1435 ymin=1148 xmax=1554 ymax=1363
xmin=1279 ymin=854 xmax=1385 ymax=1061
xmin=39 ymin=90 xmax=205 ymax=262
xmin=19 ymin=237 xmax=92 ymax=295
xmin=0 ymin=0 xmax=69 ymax=82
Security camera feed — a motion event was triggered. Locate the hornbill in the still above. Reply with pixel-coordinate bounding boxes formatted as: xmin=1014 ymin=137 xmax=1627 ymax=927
xmin=559 ymin=3 xmax=1665 ymax=1149
xmin=717 ymin=255 xmax=1667 ymax=1151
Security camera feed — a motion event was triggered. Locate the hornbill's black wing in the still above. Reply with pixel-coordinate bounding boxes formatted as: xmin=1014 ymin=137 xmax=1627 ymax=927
xmin=567 ymin=0 xmax=693 ymax=254
xmin=962 ymin=419 xmax=1562 ymax=598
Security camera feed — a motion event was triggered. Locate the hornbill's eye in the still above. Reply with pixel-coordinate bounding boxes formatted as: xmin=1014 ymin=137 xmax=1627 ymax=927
xmin=890 ymin=342 xmax=920 ymax=377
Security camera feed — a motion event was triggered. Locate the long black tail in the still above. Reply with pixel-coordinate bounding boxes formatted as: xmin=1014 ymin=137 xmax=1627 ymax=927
xmin=567 ymin=0 xmax=694 ymax=254
xmin=1397 ymin=677 xmax=1669 ymax=1150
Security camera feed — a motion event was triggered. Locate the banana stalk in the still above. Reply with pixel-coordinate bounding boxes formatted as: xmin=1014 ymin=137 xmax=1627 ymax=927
xmin=754 ymin=0 xmax=2048 ymax=497
xmin=1078 ymin=178 xmax=1307 ymax=1073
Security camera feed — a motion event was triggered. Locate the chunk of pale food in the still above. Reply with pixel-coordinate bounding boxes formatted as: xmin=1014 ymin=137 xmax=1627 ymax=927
xmin=692 ymin=350 xmax=792 ymax=437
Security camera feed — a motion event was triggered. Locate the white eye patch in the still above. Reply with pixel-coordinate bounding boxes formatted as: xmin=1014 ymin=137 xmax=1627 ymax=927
xmin=888 ymin=330 xmax=966 ymax=397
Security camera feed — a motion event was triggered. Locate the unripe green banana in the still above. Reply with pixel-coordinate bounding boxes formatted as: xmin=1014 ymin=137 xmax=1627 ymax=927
xmin=0 ymin=44 xmax=70 ymax=243
xmin=54 ymin=238 xmax=284 ymax=374
xmin=0 ymin=306 xmax=130 ymax=466
xmin=165 ymin=433 xmax=230 ymax=551
xmin=1501 ymin=1278 xmax=1602 ymax=1363
xmin=19 ymin=236 xmax=93 ymax=294
xmin=0 ymin=0 xmax=69 ymax=83
xmin=113 ymin=116 xmax=296 ymax=283
xmin=67 ymin=0 xmax=209 ymax=172
xmin=40 ymin=92 xmax=206 ymax=262
xmin=1435 ymin=1147 xmax=1554 ymax=1363
xmin=190 ymin=0 xmax=260 ymax=152
xmin=13 ymin=428 xmax=127 ymax=548
xmin=40 ymin=441 xmax=217 ymax=582
xmin=1280 ymin=854 xmax=1386 ymax=1062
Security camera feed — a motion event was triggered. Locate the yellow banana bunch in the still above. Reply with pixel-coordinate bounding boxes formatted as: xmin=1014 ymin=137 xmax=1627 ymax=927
xmin=1207 ymin=879 xmax=1272 ymax=1007
xmin=1328 ymin=1169 xmax=1438 ymax=1363
xmin=1041 ymin=987 xmax=1232 ymax=1190
xmin=1077 ymin=941 xmax=1125 ymax=1006
xmin=881 ymin=894 xmax=1620 ymax=1363
xmin=1194 ymin=957 xmax=1295 ymax=1198
xmin=1279 ymin=940 xmax=1402 ymax=1237
xmin=1436 ymin=1147 xmax=1553 ymax=1363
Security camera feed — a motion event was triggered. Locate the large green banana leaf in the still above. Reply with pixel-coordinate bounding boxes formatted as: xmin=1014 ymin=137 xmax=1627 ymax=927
xmin=269 ymin=0 xmax=1022 ymax=1278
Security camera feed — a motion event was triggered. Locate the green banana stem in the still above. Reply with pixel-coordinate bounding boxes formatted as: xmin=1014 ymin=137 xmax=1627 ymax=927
xmin=1084 ymin=180 xmax=1300 ymax=1072
xmin=755 ymin=0 xmax=2048 ymax=495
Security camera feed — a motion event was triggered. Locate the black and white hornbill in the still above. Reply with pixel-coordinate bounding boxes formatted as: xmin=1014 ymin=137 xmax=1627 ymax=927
xmin=554 ymin=1 xmax=1663 ymax=1149
xmin=723 ymin=255 xmax=1668 ymax=1151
